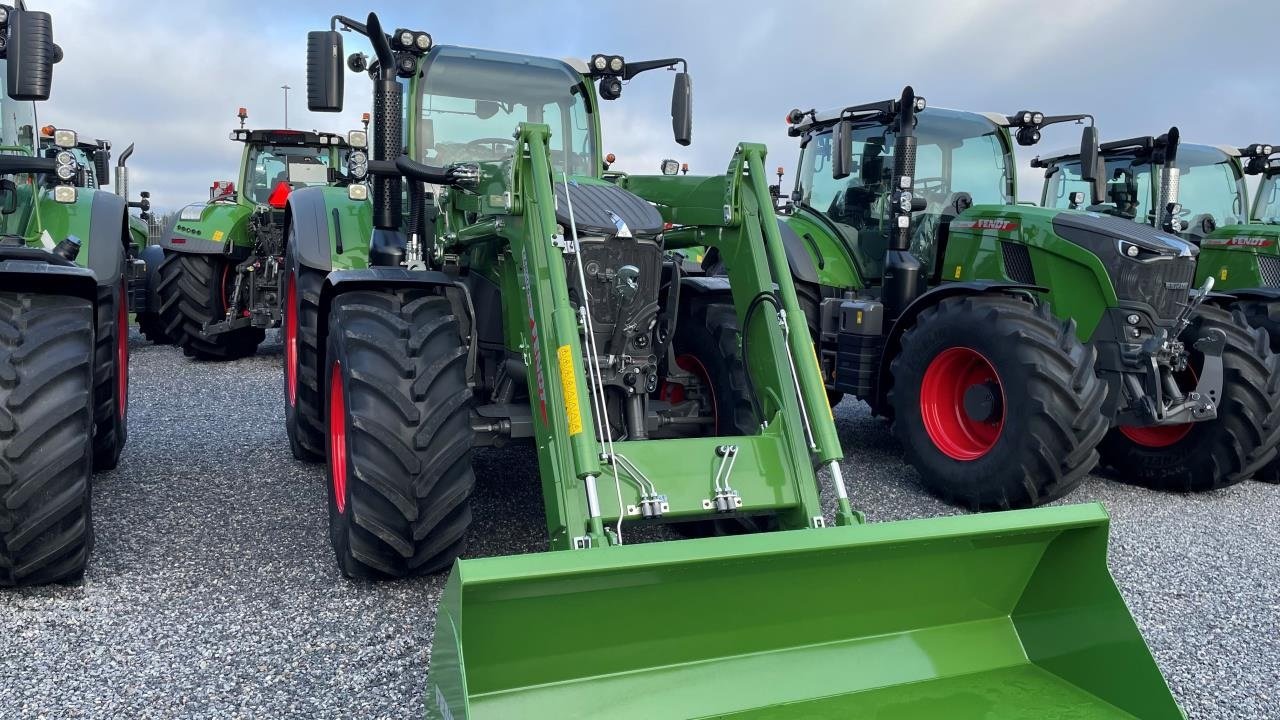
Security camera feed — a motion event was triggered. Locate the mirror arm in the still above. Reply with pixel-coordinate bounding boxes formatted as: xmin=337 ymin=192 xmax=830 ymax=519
xmin=622 ymin=57 xmax=686 ymax=80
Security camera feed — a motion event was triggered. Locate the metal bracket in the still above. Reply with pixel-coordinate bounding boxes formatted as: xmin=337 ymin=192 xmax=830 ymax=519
xmin=811 ymin=516 xmax=827 ymax=529
xmin=572 ymin=536 xmax=592 ymax=550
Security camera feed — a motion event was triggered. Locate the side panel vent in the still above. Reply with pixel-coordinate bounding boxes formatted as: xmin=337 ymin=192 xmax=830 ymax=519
xmin=1001 ymin=241 xmax=1036 ymax=284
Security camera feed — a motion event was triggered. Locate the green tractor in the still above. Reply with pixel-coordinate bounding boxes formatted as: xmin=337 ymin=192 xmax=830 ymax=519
xmin=290 ymin=14 xmax=1180 ymax=717
xmin=0 ymin=5 xmax=138 ymax=585
xmin=1038 ymin=129 xmax=1280 ymax=482
xmin=770 ymin=88 xmax=1280 ymax=505
xmin=37 ymin=128 xmax=167 ymax=343
xmin=154 ymin=108 xmax=365 ymax=361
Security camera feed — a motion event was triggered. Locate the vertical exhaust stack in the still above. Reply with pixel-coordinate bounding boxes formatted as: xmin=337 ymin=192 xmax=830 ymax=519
xmin=115 ymin=142 xmax=134 ymax=199
xmin=882 ymin=86 xmax=925 ymax=320
xmin=364 ymin=12 xmax=403 ymax=233
xmin=1154 ymin=127 xmax=1182 ymax=233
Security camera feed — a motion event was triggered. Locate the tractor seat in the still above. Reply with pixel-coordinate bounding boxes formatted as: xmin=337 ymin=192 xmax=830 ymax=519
xmin=553 ymin=181 xmax=664 ymax=238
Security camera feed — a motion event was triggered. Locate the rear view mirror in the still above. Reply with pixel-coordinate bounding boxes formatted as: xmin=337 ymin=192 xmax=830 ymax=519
xmin=671 ymin=72 xmax=692 ymax=147
xmin=1079 ymin=126 xmax=1105 ymax=205
xmin=475 ymin=100 xmax=500 ymax=120
xmin=0 ymin=179 xmax=18 ymax=214
xmin=6 ymin=10 xmax=60 ymax=101
xmin=832 ymin=120 xmax=853 ymax=180
xmin=93 ymin=149 xmax=111 ymax=187
xmin=306 ymin=30 xmax=344 ymax=112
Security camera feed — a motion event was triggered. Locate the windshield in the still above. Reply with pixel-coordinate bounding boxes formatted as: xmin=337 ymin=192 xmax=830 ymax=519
xmin=796 ymin=108 xmax=1011 ymax=278
xmin=1176 ymin=145 xmax=1248 ymax=227
xmin=415 ymin=46 xmax=596 ymax=176
xmin=1044 ymin=155 xmax=1153 ymax=221
xmin=1255 ymin=174 xmax=1280 ymax=223
xmin=243 ymin=144 xmax=340 ymax=204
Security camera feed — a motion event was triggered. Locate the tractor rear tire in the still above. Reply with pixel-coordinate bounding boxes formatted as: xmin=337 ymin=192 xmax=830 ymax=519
xmin=91 ymin=275 xmax=129 ymax=471
xmin=0 ymin=292 xmax=95 ymax=586
xmin=283 ymin=245 xmax=325 ymax=462
xmin=136 ymin=311 xmax=175 ymax=345
xmin=1234 ymin=299 xmax=1280 ymax=484
xmin=671 ymin=298 xmax=774 ymax=537
xmin=324 ymin=290 xmax=475 ymax=579
xmin=1101 ymin=304 xmax=1280 ymax=491
xmin=156 ymin=252 xmax=264 ymax=361
xmin=889 ymin=295 xmax=1108 ymax=510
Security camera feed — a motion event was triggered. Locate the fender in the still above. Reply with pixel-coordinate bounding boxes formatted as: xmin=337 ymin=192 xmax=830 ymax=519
xmin=874 ymin=280 xmax=1046 ymax=411
xmin=679 ymin=275 xmax=731 ymax=297
xmin=139 ymin=243 xmax=166 ymax=313
xmin=777 ymin=219 xmax=820 ymax=285
xmin=0 ymin=249 xmax=99 ymax=304
xmin=85 ymin=190 xmax=129 ymax=287
xmin=315 ymin=267 xmax=460 ymax=390
xmin=285 ymin=187 xmax=336 ymax=272
xmin=158 ymin=201 xmax=250 ymax=255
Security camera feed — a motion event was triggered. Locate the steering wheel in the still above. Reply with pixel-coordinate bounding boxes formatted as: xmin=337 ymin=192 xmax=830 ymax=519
xmin=915 ymin=176 xmax=947 ymax=201
xmin=465 ymin=137 xmax=516 ymax=157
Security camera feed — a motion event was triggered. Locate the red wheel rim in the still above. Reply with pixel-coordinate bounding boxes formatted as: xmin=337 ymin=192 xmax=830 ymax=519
xmin=328 ymin=361 xmax=348 ymax=514
xmin=1117 ymin=423 xmax=1193 ymax=448
xmin=284 ymin=273 xmax=298 ymax=407
xmin=676 ymin=353 xmax=719 ymax=434
xmin=919 ymin=347 xmax=1005 ymax=461
xmin=117 ymin=281 xmax=128 ymax=417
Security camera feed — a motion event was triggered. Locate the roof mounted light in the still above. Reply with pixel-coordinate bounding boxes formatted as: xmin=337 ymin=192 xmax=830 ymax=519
xmin=608 ymin=55 xmax=624 ymax=73
xmin=591 ymin=54 xmax=608 ymax=71
xmin=54 ymin=185 xmax=77 ymax=204
xmin=398 ymin=30 xmax=414 ymax=48
xmin=415 ymin=32 xmax=432 ymax=51
xmin=53 ymin=129 xmax=77 ymax=148
xmin=348 ymin=130 xmax=368 ymax=149
xmin=914 ymin=97 xmax=927 ymax=112
xmin=660 ymin=159 xmax=679 ymax=176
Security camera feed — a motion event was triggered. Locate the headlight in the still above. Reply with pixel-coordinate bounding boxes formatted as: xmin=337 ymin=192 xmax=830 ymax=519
xmin=347 ymin=130 xmax=367 ymax=149
xmin=348 ymin=150 xmax=368 ymax=179
xmin=54 ymin=186 xmax=77 ymax=204
xmin=914 ymin=97 xmax=926 ymax=112
xmin=608 ymin=56 xmax=624 ymax=73
xmin=399 ymin=30 xmax=414 ymax=48
xmin=897 ymin=191 xmax=914 ymax=212
xmin=55 ymin=150 xmax=75 ymax=167
xmin=660 ymin=159 xmax=679 ymax=176
xmin=415 ymin=32 xmax=432 ymax=51
xmin=591 ymin=55 xmax=607 ymax=71
xmin=1022 ymin=112 xmax=1032 ymax=125
xmin=54 ymin=129 xmax=77 ymax=148
xmin=347 ymin=183 xmax=368 ymax=201
xmin=0 ymin=7 xmax=9 ymax=23
xmin=55 ymin=163 xmax=76 ymax=180
xmin=180 ymin=204 xmax=206 ymax=221
xmin=1032 ymin=112 xmax=1044 ymax=125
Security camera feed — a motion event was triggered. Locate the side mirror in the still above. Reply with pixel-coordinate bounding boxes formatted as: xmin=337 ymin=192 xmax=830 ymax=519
xmin=6 ymin=10 xmax=60 ymax=101
xmin=93 ymin=149 xmax=111 ymax=186
xmin=306 ymin=30 xmax=344 ymax=112
xmin=832 ymin=120 xmax=853 ymax=180
xmin=671 ymin=72 xmax=692 ymax=147
xmin=0 ymin=179 xmax=18 ymax=214
xmin=1079 ymin=125 xmax=1106 ymax=205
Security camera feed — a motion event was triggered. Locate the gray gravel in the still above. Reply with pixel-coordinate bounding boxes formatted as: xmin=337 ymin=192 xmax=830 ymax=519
xmin=1 ymin=331 xmax=1277 ymax=718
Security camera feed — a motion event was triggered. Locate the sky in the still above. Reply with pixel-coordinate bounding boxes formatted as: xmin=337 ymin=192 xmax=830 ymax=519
xmin=33 ymin=0 xmax=1280 ymax=211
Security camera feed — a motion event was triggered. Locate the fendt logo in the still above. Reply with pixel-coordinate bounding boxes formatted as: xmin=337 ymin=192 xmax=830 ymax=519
xmin=1165 ymin=281 xmax=1190 ymax=291
xmin=1203 ymin=236 xmax=1275 ymax=248
xmin=951 ymin=219 xmax=1019 ymax=232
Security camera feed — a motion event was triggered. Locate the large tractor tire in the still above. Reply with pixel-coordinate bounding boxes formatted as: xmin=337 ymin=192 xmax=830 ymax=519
xmin=0 ymin=292 xmax=95 ymax=586
xmin=1234 ymin=299 xmax=1280 ymax=484
xmin=1102 ymin=304 xmax=1280 ymax=491
xmin=324 ymin=289 xmax=475 ymax=579
xmin=282 ymin=244 xmax=325 ymax=462
xmin=91 ymin=275 xmax=129 ymax=471
xmin=155 ymin=251 xmax=264 ymax=361
xmin=670 ymin=297 xmax=777 ymax=537
xmin=889 ymin=294 xmax=1109 ymax=510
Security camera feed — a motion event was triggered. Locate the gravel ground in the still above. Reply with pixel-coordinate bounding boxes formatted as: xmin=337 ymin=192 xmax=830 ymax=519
xmin=1 ymin=331 xmax=1277 ymax=719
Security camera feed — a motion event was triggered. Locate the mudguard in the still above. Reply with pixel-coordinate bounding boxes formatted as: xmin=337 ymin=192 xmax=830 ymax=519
xmin=777 ymin=219 xmax=820 ymax=285
xmin=0 ymin=249 xmax=99 ymax=303
xmin=875 ymin=280 xmax=1045 ymax=410
xmin=139 ymin=243 xmax=166 ymax=313
xmin=284 ymin=186 xmax=375 ymax=273
xmin=33 ymin=189 xmax=128 ymax=287
xmin=158 ymin=201 xmax=250 ymax=254
xmin=285 ymin=187 xmax=336 ymax=272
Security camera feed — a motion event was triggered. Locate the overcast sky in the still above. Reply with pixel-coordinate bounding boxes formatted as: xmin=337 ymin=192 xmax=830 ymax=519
xmin=35 ymin=0 xmax=1280 ymax=210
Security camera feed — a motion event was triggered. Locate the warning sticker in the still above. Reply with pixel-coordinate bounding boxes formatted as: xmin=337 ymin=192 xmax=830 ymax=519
xmin=557 ymin=345 xmax=584 ymax=436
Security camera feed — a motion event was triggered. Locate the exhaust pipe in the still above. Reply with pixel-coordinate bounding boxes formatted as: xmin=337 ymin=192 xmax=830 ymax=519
xmin=115 ymin=142 xmax=134 ymax=199
xmin=882 ymin=86 xmax=925 ymax=321
xmin=1154 ymin=127 xmax=1182 ymax=233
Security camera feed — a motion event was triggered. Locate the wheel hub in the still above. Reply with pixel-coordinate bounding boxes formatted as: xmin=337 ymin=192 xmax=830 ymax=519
xmin=963 ymin=381 xmax=1002 ymax=423
xmin=919 ymin=347 xmax=1006 ymax=461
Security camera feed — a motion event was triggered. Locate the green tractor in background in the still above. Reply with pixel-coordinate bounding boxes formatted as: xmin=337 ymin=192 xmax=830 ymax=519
xmin=288 ymin=14 xmax=1181 ymax=718
xmin=1038 ymin=129 xmax=1280 ymax=482
xmin=153 ymin=108 xmax=365 ymax=361
xmin=0 ymin=6 xmax=138 ymax=585
xmin=37 ymin=127 xmax=167 ymax=342
xmin=770 ymin=88 xmax=1280 ymax=505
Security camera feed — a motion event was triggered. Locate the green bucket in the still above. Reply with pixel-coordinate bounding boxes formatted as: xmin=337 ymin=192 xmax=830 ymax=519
xmin=427 ymin=503 xmax=1181 ymax=719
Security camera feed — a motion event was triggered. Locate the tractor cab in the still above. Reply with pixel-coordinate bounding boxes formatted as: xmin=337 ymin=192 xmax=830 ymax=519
xmin=229 ymin=124 xmax=360 ymax=209
xmin=1254 ymin=156 xmax=1280 ymax=224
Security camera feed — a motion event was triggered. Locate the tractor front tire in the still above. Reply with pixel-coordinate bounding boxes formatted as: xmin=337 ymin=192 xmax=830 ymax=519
xmin=282 ymin=245 xmax=325 ymax=462
xmin=1101 ymin=304 xmax=1280 ymax=491
xmin=324 ymin=290 xmax=475 ymax=579
xmin=0 ymin=292 xmax=95 ymax=586
xmin=156 ymin=252 xmax=264 ymax=361
xmin=889 ymin=295 xmax=1109 ymax=510
xmin=91 ymin=275 xmax=129 ymax=471
xmin=1234 ymin=299 xmax=1280 ymax=484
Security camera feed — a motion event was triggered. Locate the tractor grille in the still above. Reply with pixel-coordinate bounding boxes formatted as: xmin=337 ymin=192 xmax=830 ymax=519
xmin=1258 ymin=255 xmax=1280 ymax=287
xmin=1000 ymin=241 xmax=1036 ymax=284
xmin=1114 ymin=256 xmax=1197 ymax=321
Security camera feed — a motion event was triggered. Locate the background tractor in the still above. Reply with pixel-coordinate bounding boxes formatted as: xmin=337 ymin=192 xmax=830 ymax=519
xmin=1039 ymin=130 xmax=1280 ymax=483
xmin=37 ymin=127 xmax=166 ymax=342
xmin=288 ymin=13 xmax=1181 ymax=718
xmin=766 ymin=89 xmax=1280 ymax=505
xmin=153 ymin=110 xmax=365 ymax=361
xmin=0 ymin=5 xmax=138 ymax=585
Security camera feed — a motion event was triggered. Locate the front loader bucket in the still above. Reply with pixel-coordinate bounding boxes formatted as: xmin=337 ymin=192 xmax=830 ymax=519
xmin=427 ymin=503 xmax=1181 ymax=719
